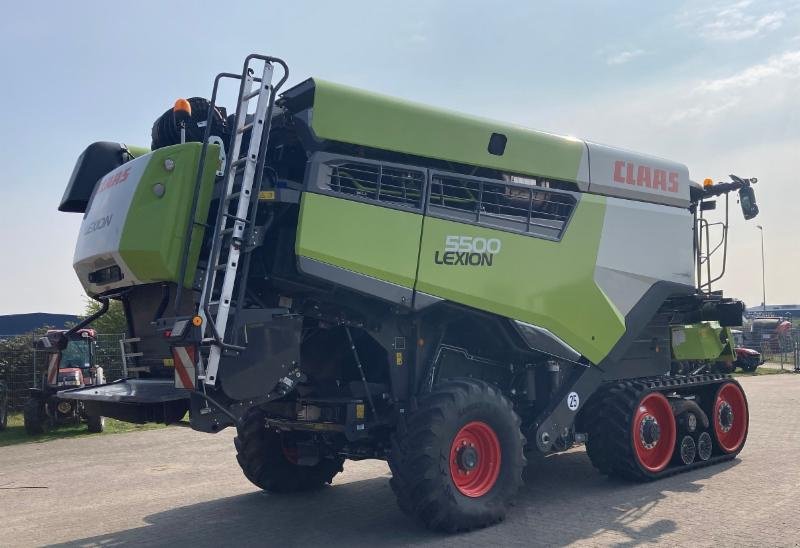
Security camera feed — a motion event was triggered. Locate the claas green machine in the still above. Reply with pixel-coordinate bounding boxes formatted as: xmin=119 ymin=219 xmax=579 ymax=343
xmin=49 ymin=54 xmax=760 ymax=532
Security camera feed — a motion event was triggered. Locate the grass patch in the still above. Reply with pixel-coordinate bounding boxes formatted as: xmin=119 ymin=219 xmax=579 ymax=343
xmin=732 ymin=367 xmax=795 ymax=377
xmin=0 ymin=412 xmax=166 ymax=448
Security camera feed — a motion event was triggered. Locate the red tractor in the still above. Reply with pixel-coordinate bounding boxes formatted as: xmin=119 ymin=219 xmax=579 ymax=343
xmin=24 ymin=328 xmax=106 ymax=434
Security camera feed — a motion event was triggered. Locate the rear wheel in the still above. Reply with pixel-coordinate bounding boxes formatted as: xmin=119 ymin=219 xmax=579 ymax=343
xmin=23 ymin=398 xmax=47 ymax=435
xmin=388 ymin=379 xmax=525 ymax=532
xmin=87 ymin=415 xmax=105 ymax=433
xmin=0 ymin=394 xmax=7 ymax=431
xmin=234 ymin=408 xmax=343 ymax=493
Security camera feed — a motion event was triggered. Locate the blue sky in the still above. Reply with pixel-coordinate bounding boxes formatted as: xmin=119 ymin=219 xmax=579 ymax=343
xmin=0 ymin=0 xmax=797 ymax=314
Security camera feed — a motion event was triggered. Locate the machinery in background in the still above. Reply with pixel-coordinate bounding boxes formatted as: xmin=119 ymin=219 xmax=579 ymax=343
xmin=25 ymin=329 xmax=105 ymax=434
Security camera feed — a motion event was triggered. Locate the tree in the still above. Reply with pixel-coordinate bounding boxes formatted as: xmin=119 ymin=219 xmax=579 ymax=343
xmin=81 ymin=298 xmax=127 ymax=335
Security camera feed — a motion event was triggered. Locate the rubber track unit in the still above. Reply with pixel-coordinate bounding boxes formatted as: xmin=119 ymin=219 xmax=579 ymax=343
xmin=234 ymin=407 xmax=344 ymax=492
xmin=583 ymin=374 xmax=741 ymax=482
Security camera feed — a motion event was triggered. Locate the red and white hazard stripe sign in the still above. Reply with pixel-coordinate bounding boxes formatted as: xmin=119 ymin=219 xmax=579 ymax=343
xmin=172 ymin=346 xmax=197 ymax=390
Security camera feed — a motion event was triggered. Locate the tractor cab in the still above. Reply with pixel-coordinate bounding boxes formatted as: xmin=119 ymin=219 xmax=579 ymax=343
xmin=44 ymin=328 xmax=102 ymax=388
xmin=25 ymin=328 xmax=106 ymax=434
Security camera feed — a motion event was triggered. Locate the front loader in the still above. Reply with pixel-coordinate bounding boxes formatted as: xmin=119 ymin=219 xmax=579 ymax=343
xmin=52 ymin=54 xmax=760 ymax=532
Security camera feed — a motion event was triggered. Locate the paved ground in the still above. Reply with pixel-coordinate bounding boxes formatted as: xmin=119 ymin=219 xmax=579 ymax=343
xmin=1 ymin=375 xmax=798 ymax=547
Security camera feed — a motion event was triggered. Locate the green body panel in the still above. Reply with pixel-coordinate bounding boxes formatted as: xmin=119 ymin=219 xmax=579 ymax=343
xmin=671 ymin=322 xmax=735 ymax=361
xmin=415 ymin=195 xmax=623 ymax=364
xmin=119 ymin=143 xmax=218 ymax=287
xmin=126 ymin=145 xmax=150 ymax=158
xmin=310 ymin=79 xmax=585 ymax=185
xmin=295 ymin=193 xmax=423 ymax=289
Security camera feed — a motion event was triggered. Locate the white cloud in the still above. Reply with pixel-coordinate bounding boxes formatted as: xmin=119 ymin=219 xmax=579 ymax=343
xmin=606 ymin=49 xmax=646 ymax=66
xmin=696 ymin=49 xmax=800 ymax=92
xmin=681 ymin=1 xmax=786 ymax=41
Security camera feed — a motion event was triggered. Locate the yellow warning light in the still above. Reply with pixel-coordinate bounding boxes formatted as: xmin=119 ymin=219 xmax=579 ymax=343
xmin=703 ymin=178 xmax=713 ymax=188
xmin=173 ymin=98 xmax=192 ymax=115
xmin=355 ymin=403 xmax=365 ymax=420
xmin=191 ymin=315 xmax=203 ymax=327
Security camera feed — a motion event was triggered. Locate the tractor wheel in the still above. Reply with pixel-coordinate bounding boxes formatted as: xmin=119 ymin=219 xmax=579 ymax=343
xmin=234 ymin=407 xmax=343 ymax=493
xmin=388 ymin=379 xmax=525 ymax=533
xmin=23 ymin=398 xmax=47 ymax=435
xmin=585 ymin=382 xmax=677 ymax=481
xmin=87 ymin=415 xmax=105 ymax=433
xmin=712 ymin=381 xmax=749 ymax=454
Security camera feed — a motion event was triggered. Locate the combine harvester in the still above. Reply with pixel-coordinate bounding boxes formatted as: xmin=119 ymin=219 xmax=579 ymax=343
xmin=47 ymin=54 xmax=760 ymax=532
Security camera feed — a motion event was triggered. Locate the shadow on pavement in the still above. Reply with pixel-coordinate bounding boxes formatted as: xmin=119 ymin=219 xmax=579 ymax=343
xmin=57 ymin=449 xmax=739 ymax=547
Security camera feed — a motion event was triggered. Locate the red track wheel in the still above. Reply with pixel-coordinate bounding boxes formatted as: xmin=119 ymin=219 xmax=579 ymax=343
xmin=713 ymin=381 xmax=748 ymax=453
xmin=631 ymin=392 xmax=676 ymax=473
xmin=449 ymin=421 xmax=502 ymax=497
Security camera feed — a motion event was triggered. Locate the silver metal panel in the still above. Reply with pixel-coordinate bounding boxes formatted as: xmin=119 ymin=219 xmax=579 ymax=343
xmin=512 ymin=320 xmax=582 ymax=362
xmin=413 ymin=291 xmax=444 ymax=310
xmin=298 ymin=256 xmax=413 ymax=306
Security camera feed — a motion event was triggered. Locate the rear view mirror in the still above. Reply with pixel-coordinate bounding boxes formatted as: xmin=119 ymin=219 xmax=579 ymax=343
xmin=739 ymin=186 xmax=759 ymax=220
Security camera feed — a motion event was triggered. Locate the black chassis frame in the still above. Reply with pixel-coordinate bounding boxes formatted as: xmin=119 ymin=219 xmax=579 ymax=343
xmin=183 ymin=258 xmax=740 ymax=461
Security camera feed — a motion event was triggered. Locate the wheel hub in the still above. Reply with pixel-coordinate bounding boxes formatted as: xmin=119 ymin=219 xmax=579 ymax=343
xmin=640 ymin=415 xmax=661 ymax=449
xmin=687 ymin=412 xmax=697 ymax=432
xmin=449 ymin=421 xmax=502 ymax=498
xmin=456 ymin=443 xmax=479 ymax=472
xmin=718 ymin=401 xmax=734 ymax=432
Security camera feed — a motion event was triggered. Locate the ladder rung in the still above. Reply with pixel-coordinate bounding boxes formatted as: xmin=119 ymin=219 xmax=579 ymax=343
xmin=242 ymin=88 xmax=260 ymax=101
xmin=209 ymin=300 xmax=238 ymax=308
xmin=237 ymin=123 xmax=253 ymax=134
xmin=223 ymin=213 xmax=249 ymax=224
xmin=230 ymin=156 xmax=252 ymax=168
xmin=124 ymin=352 xmax=144 ymax=358
xmin=122 ymin=337 xmax=141 ymax=343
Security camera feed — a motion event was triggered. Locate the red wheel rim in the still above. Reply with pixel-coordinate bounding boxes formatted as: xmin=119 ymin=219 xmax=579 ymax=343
xmin=714 ymin=382 xmax=748 ymax=453
xmin=449 ymin=421 xmax=501 ymax=497
xmin=631 ymin=392 xmax=676 ymax=473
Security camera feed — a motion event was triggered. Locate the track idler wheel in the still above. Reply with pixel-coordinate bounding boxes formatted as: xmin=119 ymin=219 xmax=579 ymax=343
xmin=713 ymin=381 xmax=749 ymax=454
xmin=585 ymin=383 xmax=677 ymax=481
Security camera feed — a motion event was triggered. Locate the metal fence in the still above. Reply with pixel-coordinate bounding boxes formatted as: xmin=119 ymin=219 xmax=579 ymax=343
xmin=0 ymin=332 xmax=126 ymax=411
xmin=759 ymin=326 xmax=800 ymax=371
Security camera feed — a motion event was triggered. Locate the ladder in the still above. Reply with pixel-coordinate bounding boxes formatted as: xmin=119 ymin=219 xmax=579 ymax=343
xmin=119 ymin=337 xmax=143 ymax=377
xmin=196 ymin=57 xmax=284 ymax=387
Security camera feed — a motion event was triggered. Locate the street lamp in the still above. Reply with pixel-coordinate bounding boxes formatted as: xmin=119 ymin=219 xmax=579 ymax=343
xmin=757 ymin=225 xmax=766 ymax=311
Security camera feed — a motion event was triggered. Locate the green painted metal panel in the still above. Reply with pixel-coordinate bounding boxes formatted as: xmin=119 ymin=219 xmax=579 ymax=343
xmin=118 ymin=143 xmax=218 ymax=287
xmin=295 ymin=193 xmax=423 ymax=289
xmin=310 ymin=79 xmax=585 ymax=185
xmin=672 ymin=322 xmax=735 ymax=361
xmin=415 ymin=195 xmax=624 ymax=364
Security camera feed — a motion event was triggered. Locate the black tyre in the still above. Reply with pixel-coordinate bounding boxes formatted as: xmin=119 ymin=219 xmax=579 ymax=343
xmin=0 ymin=398 xmax=7 ymax=431
xmin=23 ymin=398 xmax=47 ymax=435
xmin=234 ymin=407 xmax=343 ymax=492
xmin=388 ymin=379 xmax=525 ymax=533
xmin=87 ymin=415 xmax=105 ymax=433
xmin=585 ymin=382 xmax=676 ymax=481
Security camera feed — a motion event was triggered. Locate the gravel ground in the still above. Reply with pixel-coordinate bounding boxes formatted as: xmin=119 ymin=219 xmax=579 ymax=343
xmin=0 ymin=374 xmax=798 ymax=547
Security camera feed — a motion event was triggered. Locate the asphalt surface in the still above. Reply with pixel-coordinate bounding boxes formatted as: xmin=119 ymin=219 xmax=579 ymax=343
xmin=1 ymin=374 xmax=798 ymax=547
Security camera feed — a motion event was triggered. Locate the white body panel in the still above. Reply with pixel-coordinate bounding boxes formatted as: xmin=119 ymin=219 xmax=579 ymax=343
xmin=73 ymin=155 xmax=148 ymax=295
xmin=586 ymin=141 xmax=691 ymax=208
xmin=595 ymin=197 xmax=695 ymax=316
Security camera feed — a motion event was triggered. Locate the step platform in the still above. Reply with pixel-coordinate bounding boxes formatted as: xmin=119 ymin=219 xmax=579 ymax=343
xmin=58 ymin=379 xmax=189 ymax=424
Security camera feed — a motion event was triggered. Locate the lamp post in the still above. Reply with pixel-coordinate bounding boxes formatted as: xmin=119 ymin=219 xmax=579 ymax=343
xmin=757 ymin=225 xmax=766 ymax=311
